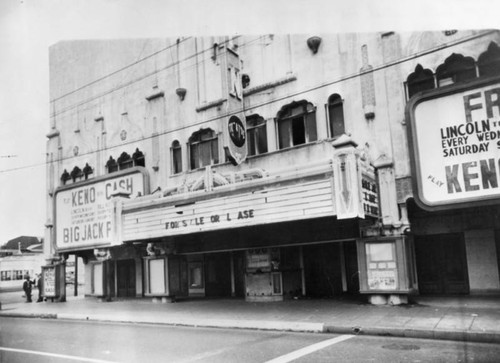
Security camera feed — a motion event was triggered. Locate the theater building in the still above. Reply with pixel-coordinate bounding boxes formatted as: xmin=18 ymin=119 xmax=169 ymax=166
xmin=45 ymin=30 xmax=500 ymax=304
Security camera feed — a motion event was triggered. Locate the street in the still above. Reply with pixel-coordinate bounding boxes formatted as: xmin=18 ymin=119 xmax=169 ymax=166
xmin=1 ymin=317 xmax=500 ymax=362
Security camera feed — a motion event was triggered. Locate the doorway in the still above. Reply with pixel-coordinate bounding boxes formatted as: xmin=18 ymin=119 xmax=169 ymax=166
xmin=414 ymin=233 xmax=469 ymax=295
xmin=204 ymin=252 xmax=232 ymax=297
xmin=116 ymin=259 xmax=136 ymax=297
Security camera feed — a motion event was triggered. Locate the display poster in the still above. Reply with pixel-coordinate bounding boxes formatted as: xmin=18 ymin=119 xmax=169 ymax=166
xmin=246 ymin=248 xmax=271 ymax=270
xmin=43 ymin=266 xmax=56 ymax=298
xmin=409 ymin=79 xmax=500 ymax=208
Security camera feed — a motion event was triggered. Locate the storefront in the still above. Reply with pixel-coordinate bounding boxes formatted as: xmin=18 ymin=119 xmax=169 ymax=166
xmin=406 ymin=75 xmax=500 ymax=295
xmin=105 ymin=140 xmax=415 ymax=303
xmin=53 ymin=167 xmax=149 ymax=300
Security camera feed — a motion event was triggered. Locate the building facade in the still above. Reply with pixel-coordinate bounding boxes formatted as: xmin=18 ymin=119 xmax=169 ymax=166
xmin=45 ymin=30 xmax=500 ymax=304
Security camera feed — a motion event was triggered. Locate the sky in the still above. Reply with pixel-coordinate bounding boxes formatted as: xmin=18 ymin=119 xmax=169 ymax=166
xmin=0 ymin=0 xmax=497 ymax=245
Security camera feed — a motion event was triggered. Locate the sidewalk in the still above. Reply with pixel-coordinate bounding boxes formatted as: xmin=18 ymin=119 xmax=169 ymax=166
xmin=1 ymin=294 xmax=500 ymax=344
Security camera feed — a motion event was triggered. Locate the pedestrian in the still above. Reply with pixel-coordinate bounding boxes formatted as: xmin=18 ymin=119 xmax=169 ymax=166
xmin=36 ymin=273 xmax=43 ymax=302
xmin=23 ymin=275 xmax=32 ymax=303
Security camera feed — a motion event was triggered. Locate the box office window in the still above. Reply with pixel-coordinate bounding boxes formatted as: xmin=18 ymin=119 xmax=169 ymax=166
xmin=277 ymin=101 xmax=317 ymax=149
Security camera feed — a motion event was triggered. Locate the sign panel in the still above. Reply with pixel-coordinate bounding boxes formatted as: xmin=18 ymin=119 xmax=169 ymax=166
xmin=55 ymin=169 xmax=145 ymax=251
xmin=42 ymin=266 xmax=57 ymax=298
xmin=123 ymin=177 xmax=335 ymax=241
xmin=221 ymin=45 xmax=247 ymax=165
xmin=407 ymin=76 xmax=500 ymax=209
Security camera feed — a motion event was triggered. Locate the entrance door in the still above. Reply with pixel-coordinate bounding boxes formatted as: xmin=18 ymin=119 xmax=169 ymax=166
xmin=204 ymin=252 xmax=232 ymax=297
xmin=303 ymin=244 xmax=343 ymax=297
xmin=415 ymin=234 xmax=469 ymax=295
xmin=116 ymin=259 xmax=136 ymax=297
xmin=343 ymin=242 xmax=360 ymax=294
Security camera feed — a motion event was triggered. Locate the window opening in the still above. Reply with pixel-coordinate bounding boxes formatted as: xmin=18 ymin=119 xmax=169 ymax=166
xmin=277 ymin=101 xmax=317 ymax=149
xmin=171 ymin=140 xmax=182 ymax=174
xmin=132 ymin=148 xmax=145 ymax=167
xmin=327 ymin=94 xmax=345 ymax=137
xmin=478 ymin=42 xmax=500 ymax=78
xmin=106 ymin=157 xmax=118 ymax=173
xmin=70 ymin=166 xmax=83 ymax=182
xmin=83 ymin=163 xmax=93 ymax=180
xmin=436 ymin=53 xmax=476 ymax=87
xmin=117 ymin=152 xmax=133 ymax=170
xmin=246 ymin=115 xmax=268 ymax=156
xmin=189 ymin=129 xmax=219 ymax=170
xmin=406 ymin=64 xmax=435 ymax=99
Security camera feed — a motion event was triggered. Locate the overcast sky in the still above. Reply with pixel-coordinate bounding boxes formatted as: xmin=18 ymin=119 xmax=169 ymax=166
xmin=0 ymin=0 xmax=497 ymax=244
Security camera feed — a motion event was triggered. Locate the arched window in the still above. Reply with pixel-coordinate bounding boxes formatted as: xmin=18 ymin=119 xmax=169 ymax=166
xmin=327 ymin=94 xmax=345 ymax=138
xmin=478 ymin=42 xmax=500 ymax=78
xmin=277 ymin=101 xmax=317 ymax=149
xmin=406 ymin=64 xmax=435 ymax=99
xmin=246 ymin=115 xmax=267 ymax=156
xmin=70 ymin=166 xmax=83 ymax=182
xmin=436 ymin=53 xmax=476 ymax=87
xmin=82 ymin=163 xmax=93 ymax=180
xmin=171 ymin=140 xmax=182 ymax=174
xmin=189 ymin=129 xmax=219 ymax=170
xmin=117 ymin=152 xmax=133 ymax=170
xmin=106 ymin=156 xmax=118 ymax=173
xmin=132 ymin=148 xmax=145 ymax=167
xmin=61 ymin=169 xmax=71 ymax=185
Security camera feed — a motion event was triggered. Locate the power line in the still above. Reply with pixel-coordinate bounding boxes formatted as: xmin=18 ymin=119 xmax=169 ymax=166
xmin=0 ymin=30 xmax=497 ymax=175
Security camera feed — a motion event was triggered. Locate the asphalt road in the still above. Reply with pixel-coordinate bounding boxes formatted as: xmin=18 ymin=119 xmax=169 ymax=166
xmin=1 ymin=317 xmax=500 ymax=362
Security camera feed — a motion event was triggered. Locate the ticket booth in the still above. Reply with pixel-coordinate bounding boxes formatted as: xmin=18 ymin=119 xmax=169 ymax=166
xmin=245 ymin=248 xmax=284 ymax=302
xmin=357 ymin=236 xmax=417 ymax=305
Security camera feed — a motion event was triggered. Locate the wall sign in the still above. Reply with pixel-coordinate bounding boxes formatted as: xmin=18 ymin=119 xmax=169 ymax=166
xmin=55 ymin=169 xmax=146 ymax=252
xmin=407 ymin=76 xmax=500 ymax=210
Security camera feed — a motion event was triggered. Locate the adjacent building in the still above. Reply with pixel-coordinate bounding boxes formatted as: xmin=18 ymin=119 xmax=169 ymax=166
xmin=45 ymin=30 xmax=500 ymax=304
xmin=0 ymin=236 xmax=44 ymax=291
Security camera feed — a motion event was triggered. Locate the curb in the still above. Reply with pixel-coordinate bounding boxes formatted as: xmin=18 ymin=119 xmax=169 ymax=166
xmin=2 ymin=311 xmax=500 ymax=344
xmin=324 ymin=325 xmax=500 ymax=344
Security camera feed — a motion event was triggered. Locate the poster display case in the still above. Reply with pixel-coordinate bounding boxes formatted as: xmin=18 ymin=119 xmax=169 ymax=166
xmin=357 ymin=236 xmax=417 ymax=295
xmin=41 ymin=264 xmax=65 ymax=300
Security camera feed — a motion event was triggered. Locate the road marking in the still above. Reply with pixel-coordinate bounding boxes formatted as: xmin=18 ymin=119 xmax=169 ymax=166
xmin=0 ymin=347 xmax=116 ymax=363
xmin=264 ymin=334 xmax=355 ymax=363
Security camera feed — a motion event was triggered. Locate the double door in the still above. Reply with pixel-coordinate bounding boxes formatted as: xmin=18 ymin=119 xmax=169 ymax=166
xmin=415 ymin=234 xmax=469 ymax=295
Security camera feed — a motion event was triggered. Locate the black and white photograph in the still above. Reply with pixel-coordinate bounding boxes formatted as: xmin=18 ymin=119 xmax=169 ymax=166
xmin=1 ymin=0 xmax=500 ymax=362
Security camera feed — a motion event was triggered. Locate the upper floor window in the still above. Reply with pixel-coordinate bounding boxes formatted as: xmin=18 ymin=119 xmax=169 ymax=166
xmin=436 ymin=53 xmax=476 ymax=87
xmin=132 ymin=148 xmax=145 ymax=167
xmin=61 ymin=169 xmax=71 ymax=185
xmin=106 ymin=157 xmax=118 ymax=173
xmin=407 ymin=64 xmax=435 ymax=99
xmin=246 ymin=115 xmax=268 ymax=156
xmin=478 ymin=42 xmax=500 ymax=78
xmin=117 ymin=152 xmax=133 ymax=170
xmin=189 ymin=129 xmax=219 ymax=170
xmin=171 ymin=140 xmax=182 ymax=174
xmin=82 ymin=163 xmax=93 ymax=180
xmin=327 ymin=94 xmax=345 ymax=138
xmin=277 ymin=101 xmax=317 ymax=150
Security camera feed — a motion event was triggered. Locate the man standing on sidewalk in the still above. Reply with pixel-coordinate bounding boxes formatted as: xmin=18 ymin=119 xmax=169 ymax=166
xmin=36 ymin=273 xmax=43 ymax=302
xmin=23 ymin=275 xmax=33 ymax=303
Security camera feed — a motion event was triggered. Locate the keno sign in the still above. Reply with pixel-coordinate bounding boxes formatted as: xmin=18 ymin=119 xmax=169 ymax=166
xmin=55 ymin=169 xmax=146 ymax=251
xmin=407 ymin=76 xmax=500 ymax=210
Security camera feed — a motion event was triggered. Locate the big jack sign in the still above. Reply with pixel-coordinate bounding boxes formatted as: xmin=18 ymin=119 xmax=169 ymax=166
xmin=407 ymin=76 xmax=500 ymax=210
xmin=55 ymin=168 xmax=146 ymax=251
